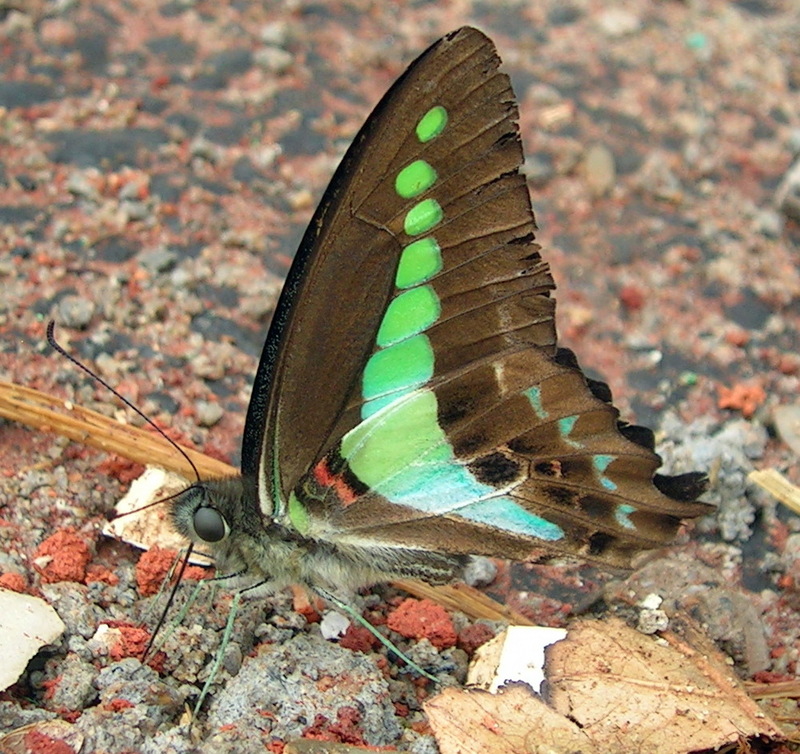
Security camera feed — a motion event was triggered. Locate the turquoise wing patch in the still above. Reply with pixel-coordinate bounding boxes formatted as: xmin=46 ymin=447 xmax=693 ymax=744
xmin=340 ymin=388 xmax=565 ymax=541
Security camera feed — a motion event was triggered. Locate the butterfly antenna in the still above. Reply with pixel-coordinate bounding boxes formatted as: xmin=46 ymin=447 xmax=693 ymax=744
xmin=112 ymin=490 xmax=190 ymax=520
xmin=141 ymin=543 xmax=195 ymax=662
xmin=46 ymin=320 xmax=201 ymax=482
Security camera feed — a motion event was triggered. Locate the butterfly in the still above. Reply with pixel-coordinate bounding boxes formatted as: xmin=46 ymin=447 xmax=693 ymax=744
xmin=169 ymin=26 xmax=710 ymax=606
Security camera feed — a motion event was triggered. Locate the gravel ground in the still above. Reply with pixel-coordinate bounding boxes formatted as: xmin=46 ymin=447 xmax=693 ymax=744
xmin=0 ymin=1 xmax=799 ymax=751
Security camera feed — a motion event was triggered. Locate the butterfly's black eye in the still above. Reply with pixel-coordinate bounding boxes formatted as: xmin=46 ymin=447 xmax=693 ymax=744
xmin=193 ymin=506 xmax=227 ymax=543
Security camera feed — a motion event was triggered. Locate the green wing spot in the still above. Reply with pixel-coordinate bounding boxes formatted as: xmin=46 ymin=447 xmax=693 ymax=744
xmin=362 ymin=391 xmax=408 ymax=419
xmin=376 ymin=286 xmax=441 ymax=348
xmin=593 ymin=455 xmax=614 ymax=471
xmin=558 ymin=415 xmax=581 ymax=448
xmin=593 ymin=454 xmax=618 ymax=491
xmin=615 ymin=503 xmax=636 ymax=530
xmin=416 ymin=105 xmax=448 ymax=143
xmin=343 ymin=391 xmax=565 ymax=546
xmin=524 ymin=386 xmax=548 ymax=419
xmin=363 ymin=334 xmax=434 ymax=400
xmin=404 ymin=198 xmax=443 ymax=236
xmin=395 ymin=159 xmax=437 ymax=199
xmin=396 ymin=237 xmax=442 ymax=289
xmin=287 ymin=491 xmax=310 ymax=534
xmin=343 ymin=389 xmax=444 ymax=489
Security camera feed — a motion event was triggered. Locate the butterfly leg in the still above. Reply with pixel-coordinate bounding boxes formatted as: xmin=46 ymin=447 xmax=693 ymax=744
xmin=315 ymin=586 xmax=440 ymax=684
xmin=190 ymin=572 xmax=298 ymax=724
xmin=190 ymin=589 xmax=245 ymax=723
xmin=146 ymin=556 xmax=250 ymax=657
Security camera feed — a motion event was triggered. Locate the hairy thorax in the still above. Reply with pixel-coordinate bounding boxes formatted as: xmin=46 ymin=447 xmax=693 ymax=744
xmin=170 ymin=475 xmax=398 ymax=598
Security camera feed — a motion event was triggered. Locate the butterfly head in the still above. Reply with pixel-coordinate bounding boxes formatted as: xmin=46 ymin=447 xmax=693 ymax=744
xmin=169 ymin=476 xmax=248 ymax=554
xmin=176 ymin=486 xmax=230 ymax=544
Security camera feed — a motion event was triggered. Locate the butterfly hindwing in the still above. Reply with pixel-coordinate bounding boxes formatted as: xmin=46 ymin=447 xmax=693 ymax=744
xmin=289 ymin=343 xmax=708 ymax=570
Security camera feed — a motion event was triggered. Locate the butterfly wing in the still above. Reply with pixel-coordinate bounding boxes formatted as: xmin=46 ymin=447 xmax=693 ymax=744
xmin=296 ymin=345 xmax=709 ymax=571
xmin=245 ymin=26 xmax=708 ymax=571
xmin=242 ymin=28 xmax=554 ymax=514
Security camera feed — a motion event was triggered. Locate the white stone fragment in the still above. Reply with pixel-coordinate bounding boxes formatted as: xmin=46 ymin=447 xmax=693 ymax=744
xmin=320 ymin=610 xmax=351 ymax=640
xmin=468 ymin=625 xmax=567 ymax=694
xmin=0 ymin=588 xmax=65 ymax=691
xmin=640 ymin=593 xmax=664 ymax=610
xmin=103 ymin=466 xmax=211 ymax=566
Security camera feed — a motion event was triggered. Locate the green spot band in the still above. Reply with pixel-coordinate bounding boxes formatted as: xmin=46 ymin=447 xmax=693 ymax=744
xmin=361 ymin=392 xmax=403 ymax=419
xmin=362 ymin=334 xmax=434 ymax=400
xmin=376 ymin=286 xmax=440 ymax=348
xmin=395 ymin=159 xmax=437 ymax=199
xmin=416 ymin=105 xmax=448 ymax=143
xmin=458 ymin=498 xmax=565 ymax=541
xmin=524 ymin=386 xmax=548 ymax=419
xmin=558 ymin=415 xmax=581 ymax=447
xmin=593 ymin=455 xmax=614 ymax=472
xmin=343 ymin=388 xmax=567 ymax=545
xmin=342 ymin=390 xmax=566 ymax=544
xmin=287 ymin=491 xmax=310 ymax=534
xmin=615 ymin=503 xmax=636 ymax=530
xmin=593 ymin=454 xmax=618 ymax=491
xmin=343 ymin=390 xmax=444 ymax=487
xmin=404 ymin=198 xmax=443 ymax=236
xmin=395 ymin=237 xmax=442 ymax=289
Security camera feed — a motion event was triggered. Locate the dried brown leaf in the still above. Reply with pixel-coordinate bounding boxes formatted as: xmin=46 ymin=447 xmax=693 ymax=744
xmin=425 ymin=684 xmax=596 ymax=754
xmin=544 ymin=618 xmax=784 ymax=753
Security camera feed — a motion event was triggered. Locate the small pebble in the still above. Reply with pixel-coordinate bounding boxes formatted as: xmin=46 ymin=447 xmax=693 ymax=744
xmin=189 ymin=136 xmax=221 ymax=163
xmin=196 ymin=400 xmax=224 ymax=427
xmin=139 ymin=246 xmax=178 ymax=274
xmin=66 ymin=170 xmax=100 ymax=200
xmin=522 ymin=154 xmax=555 ymax=186
xmin=255 ymin=46 xmax=293 ymax=74
xmin=597 ymin=8 xmax=641 ymax=37
xmin=753 ymin=208 xmax=784 ymax=238
xmin=584 ymin=143 xmax=616 ymax=198
xmin=319 ymin=610 xmax=350 ymax=640
xmin=637 ymin=608 xmax=669 ymax=634
xmin=120 ymin=200 xmax=150 ymax=221
xmin=222 ymin=642 xmax=243 ymax=675
xmin=56 ymin=295 xmax=95 ymax=329
xmin=462 ymin=556 xmax=497 ymax=587
xmin=773 ymin=404 xmax=800 ymax=456
xmin=259 ymin=20 xmax=289 ymax=46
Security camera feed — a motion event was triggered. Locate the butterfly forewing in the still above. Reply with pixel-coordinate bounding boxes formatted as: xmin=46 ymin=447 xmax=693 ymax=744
xmin=246 ymin=28 xmax=553 ymax=510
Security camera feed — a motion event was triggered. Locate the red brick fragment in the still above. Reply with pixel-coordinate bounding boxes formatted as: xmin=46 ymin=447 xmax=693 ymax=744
xmin=135 ymin=546 xmax=178 ymax=597
xmin=387 ymin=598 xmax=457 ymax=650
xmin=41 ymin=676 xmax=61 ymax=700
xmin=717 ymin=382 xmax=766 ymax=418
xmin=105 ymin=698 xmax=134 ymax=712
xmin=33 ymin=528 xmax=92 ymax=584
xmin=22 ymin=730 xmax=76 ymax=754
xmin=97 ymin=456 xmax=145 ymax=485
xmin=85 ymin=565 xmax=119 ymax=586
xmin=458 ymin=622 xmax=495 ymax=655
xmin=0 ymin=571 xmax=27 ymax=592
xmin=302 ymin=707 xmax=366 ymax=746
xmin=103 ymin=622 xmax=150 ymax=660
xmin=339 ymin=624 xmax=378 ymax=652
xmin=619 ymin=284 xmax=645 ymax=311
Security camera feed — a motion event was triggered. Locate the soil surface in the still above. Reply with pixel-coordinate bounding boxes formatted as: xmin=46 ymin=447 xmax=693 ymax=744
xmin=0 ymin=1 xmax=798 ymax=752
